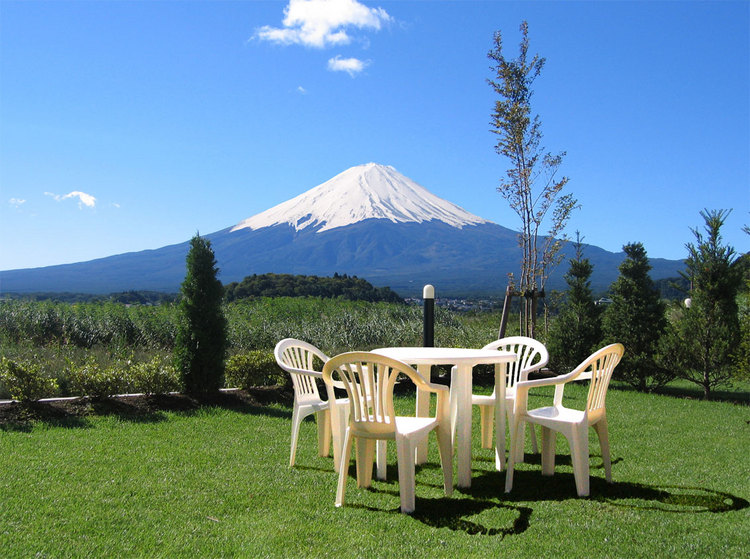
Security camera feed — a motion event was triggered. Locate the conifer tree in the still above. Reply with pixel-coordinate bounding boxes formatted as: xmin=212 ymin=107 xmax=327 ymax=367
xmin=174 ymin=234 xmax=227 ymax=397
xmin=661 ymin=210 xmax=743 ymax=397
xmin=547 ymin=234 xmax=602 ymax=373
xmin=602 ymin=242 xmax=669 ymax=391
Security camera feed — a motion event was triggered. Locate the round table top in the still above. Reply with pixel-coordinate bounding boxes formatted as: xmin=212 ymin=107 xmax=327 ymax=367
xmin=372 ymin=346 xmax=515 ymax=366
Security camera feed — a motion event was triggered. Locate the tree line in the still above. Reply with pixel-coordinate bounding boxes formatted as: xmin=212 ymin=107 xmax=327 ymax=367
xmin=546 ymin=210 xmax=749 ymax=398
xmin=224 ymin=273 xmax=403 ymax=304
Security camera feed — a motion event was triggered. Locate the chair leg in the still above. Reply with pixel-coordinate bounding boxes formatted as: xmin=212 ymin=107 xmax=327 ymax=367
xmin=289 ymin=405 xmax=303 ymax=467
xmin=505 ymin=415 xmax=524 ymax=493
xmin=356 ymin=438 xmax=376 ymax=488
xmin=540 ymin=426 xmax=556 ymax=476
xmin=317 ymin=409 xmax=331 ymax=457
xmin=395 ymin=435 xmax=416 ymax=513
xmin=593 ymin=416 xmax=612 ymax=482
xmin=507 ymin=407 xmax=529 ymax=463
xmin=376 ymin=440 xmax=387 ymax=481
xmin=568 ymin=425 xmax=590 ymax=497
xmin=331 ymin=404 xmax=349 ymax=474
xmin=336 ymin=429 xmax=354 ymax=508
xmin=435 ymin=424 xmax=453 ymax=496
xmin=479 ymin=404 xmax=493 ymax=449
xmin=528 ymin=423 xmax=539 ymax=454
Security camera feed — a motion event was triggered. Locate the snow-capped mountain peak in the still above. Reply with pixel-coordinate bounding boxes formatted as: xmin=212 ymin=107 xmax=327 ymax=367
xmin=231 ymin=163 xmax=489 ymax=233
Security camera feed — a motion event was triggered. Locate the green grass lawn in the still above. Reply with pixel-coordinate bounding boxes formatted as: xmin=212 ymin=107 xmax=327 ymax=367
xmin=1 ymin=383 xmax=748 ymax=558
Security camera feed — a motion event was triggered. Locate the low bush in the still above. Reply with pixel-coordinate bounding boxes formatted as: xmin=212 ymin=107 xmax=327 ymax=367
xmin=130 ymin=356 xmax=181 ymax=396
xmin=66 ymin=357 xmax=129 ymax=399
xmin=0 ymin=357 xmax=59 ymax=402
xmin=225 ymin=351 xmax=285 ymax=389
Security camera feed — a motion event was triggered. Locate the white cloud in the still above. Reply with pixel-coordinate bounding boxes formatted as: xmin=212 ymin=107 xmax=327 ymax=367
xmin=45 ymin=191 xmax=97 ymax=209
xmin=255 ymin=0 xmax=391 ymax=48
xmin=9 ymin=198 xmax=26 ymax=208
xmin=327 ymin=55 xmax=368 ymax=76
xmin=297 ymin=85 xmax=308 ymax=94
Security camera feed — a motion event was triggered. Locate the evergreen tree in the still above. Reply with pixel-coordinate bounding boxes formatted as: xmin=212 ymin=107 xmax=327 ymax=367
xmin=661 ymin=210 xmax=743 ymax=397
xmin=174 ymin=234 xmax=228 ymax=397
xmin=603 ymin=242 xmax=669 ymax=391
xmin=547 ymin=234 xmax=602 ymax=373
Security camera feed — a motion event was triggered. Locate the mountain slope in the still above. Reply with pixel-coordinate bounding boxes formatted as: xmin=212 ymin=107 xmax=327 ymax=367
xmin=0 ymin=163 xmax=684 ymax=296
xmin=232 ymin=163 xmax=488 ymax=233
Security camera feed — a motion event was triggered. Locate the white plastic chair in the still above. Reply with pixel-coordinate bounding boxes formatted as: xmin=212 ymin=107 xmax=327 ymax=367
xmin=504 ymin=343 xmax=625 ymax=497
xmin=274 ymin=338 xmax=348 ymax=471
xmin=323 ymin=352 xmax=453 ymax=514
xmin=472 ymin=337 xmax=549 ymax=460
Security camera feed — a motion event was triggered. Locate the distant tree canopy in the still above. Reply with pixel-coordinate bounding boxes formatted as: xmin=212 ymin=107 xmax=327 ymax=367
xmin=224 ymin=273 xmax=404 ymax=304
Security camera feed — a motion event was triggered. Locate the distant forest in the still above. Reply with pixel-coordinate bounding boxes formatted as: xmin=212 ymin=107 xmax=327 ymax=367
xmin=224 ymin=273 xmax=404 ymax=304
xmin=5 ymin=268 xmax=742 ymax=306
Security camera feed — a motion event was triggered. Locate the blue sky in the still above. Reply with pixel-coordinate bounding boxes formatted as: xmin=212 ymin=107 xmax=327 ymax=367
xmin=1 ymin=0 xmax=748 ymax=273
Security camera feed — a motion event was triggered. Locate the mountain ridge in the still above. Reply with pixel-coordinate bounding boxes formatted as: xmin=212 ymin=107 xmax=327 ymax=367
xmin=0 ymin=163 xmax=685 ymax=297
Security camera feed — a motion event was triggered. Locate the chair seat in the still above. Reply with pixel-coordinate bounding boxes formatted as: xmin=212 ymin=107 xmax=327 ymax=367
xmin=297 ymin=397 xmax=328 ymax=412
xmin=352 ymin=415 xmax=437 ymax=439
xmin=395 ymin=416 xmax=439 ymax=437
xmin=527 ymin=405 xmax=584 ymax=424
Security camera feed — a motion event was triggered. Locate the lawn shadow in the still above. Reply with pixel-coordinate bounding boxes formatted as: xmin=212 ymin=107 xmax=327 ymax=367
xmin=0 ymin=388 xmax=294 ymax=428
xmin=466 ymin=465 xmax=748 ymax=514
xmin=410 ymin=496 xmax=533 ymax=537
xmin=332 ymin=461 xmax=532 ymax=537
xmin=182 ymin=388 xmax=294 ymax=420
xmin=0 ymin=401 xmax=93 ymax=430
xmin=344 ymin=493 xmax=532 ymax=538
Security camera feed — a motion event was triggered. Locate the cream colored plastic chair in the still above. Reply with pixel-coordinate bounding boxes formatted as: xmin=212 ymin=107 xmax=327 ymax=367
xmin=323 ymin=352 xmax=453 ymax=514
xmin=274 ymin=338 xmax=348 ymax=471
xmin=504 ymin=343 xmax=624 ymax=497
xmin=472 ymin=337 xmax=549 ymax=459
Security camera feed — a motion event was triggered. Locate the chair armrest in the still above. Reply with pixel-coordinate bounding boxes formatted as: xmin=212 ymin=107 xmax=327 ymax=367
xmin=518 ymin=357 xmax=549 ymax=381
xmin=514 ymin=362 xmax=590 ymax=411
xmin=282 ymin=366 xmax=323 ymax=379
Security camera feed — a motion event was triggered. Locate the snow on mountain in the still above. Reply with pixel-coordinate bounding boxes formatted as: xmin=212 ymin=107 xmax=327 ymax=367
xmin=231 ymin=163 xmax=489 ymax=234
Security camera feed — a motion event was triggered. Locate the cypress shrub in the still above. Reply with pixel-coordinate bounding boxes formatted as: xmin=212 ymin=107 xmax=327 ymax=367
xmin=174 ymin=235 xmax=228 ymax=397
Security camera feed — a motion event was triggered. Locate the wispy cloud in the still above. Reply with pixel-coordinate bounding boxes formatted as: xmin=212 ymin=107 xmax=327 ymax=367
xmin=9 ymin=198 xmax=26 ymax=209
xmin=254 ymin=0 xmax=391 ymax=49
xmin=327 ymin=55 xmax=369 ymax=77
xmin=45 ymin=191 xmax=97 ymax=209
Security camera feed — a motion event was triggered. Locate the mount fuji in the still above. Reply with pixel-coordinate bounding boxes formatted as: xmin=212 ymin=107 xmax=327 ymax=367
xmin=0 ymin=163 xmax=684 ymax=297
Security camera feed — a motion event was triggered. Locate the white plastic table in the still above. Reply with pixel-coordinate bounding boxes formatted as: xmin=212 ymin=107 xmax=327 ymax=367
xmin=372 ymin=347 xmax=515 ymax=488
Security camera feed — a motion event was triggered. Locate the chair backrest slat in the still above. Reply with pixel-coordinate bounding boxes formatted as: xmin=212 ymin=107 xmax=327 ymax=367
xmin=275 ymin=338 xmax=330 ymax=401
xmin=584 ymin=344 xmax=625 ymax=413
xmin=483 ymin=336 xmax=549 ymax=389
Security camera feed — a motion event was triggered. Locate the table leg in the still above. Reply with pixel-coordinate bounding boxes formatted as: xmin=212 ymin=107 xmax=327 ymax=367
xmin=415 ymin=364 xmax=431 ymax=464
xmin=494 ymin=362 xmax=507 ymax=471
xmin=451 ymin=364 xmax=473 ymax=488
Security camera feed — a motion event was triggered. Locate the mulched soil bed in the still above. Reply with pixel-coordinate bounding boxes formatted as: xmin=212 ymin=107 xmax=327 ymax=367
xmin=0 ymin=386 xmax=294 ymax=427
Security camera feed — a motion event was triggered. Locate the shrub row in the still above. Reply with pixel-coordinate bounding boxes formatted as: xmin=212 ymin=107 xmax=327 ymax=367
xmin=0 ymin=351 xmax=289 ymax=402
xmin=0 ymin=355 xmax=181 ymax=401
